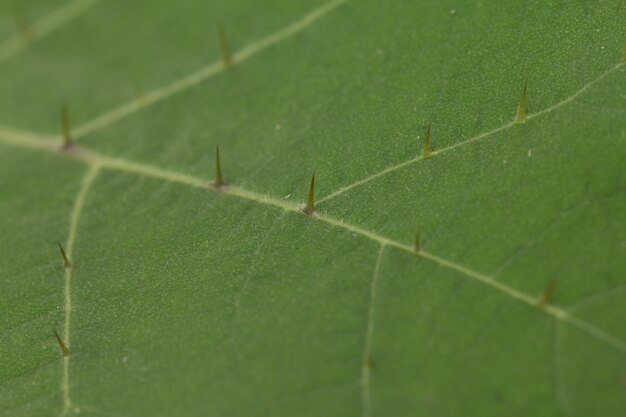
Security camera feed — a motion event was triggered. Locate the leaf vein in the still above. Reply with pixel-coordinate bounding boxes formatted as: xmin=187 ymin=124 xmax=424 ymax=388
xmin=360 ymin=244 xmax=385 ymax=417
xmin=0 ymin=123 xmax=624 ymax=364
xmin=58 ymin=162 xmax=101 ymax=417
xmin=69 ymin=0 xmax=348 ymax=140
xmin=317 ymin=62 xmax=625 ymax=204
xmin=0 ymin=0 xmax=100 ymax=65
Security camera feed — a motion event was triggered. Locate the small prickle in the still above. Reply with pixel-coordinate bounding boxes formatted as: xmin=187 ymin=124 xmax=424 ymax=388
xmin=213 ymin=145 xmax=226 ymax=189
xmin=303 ymin=173 xmax=316 ymax=215
xmin=14 ymin=7 xmax=33 ymax=43
xmin=414 ymin=232 xmax=420 ymax=254
xmin=537 ymin=280 xmax=556 ymax=309
xmin=58 ymin=242 xmax=71 ymax=269
xmin=421 ymin=124 xmax=432 ymax=158
xmin=514 ymin=80 xmax=528 ymax=124
xmin=53 ymin=330 xmax=70 ymax=357
xmin=218 ymin=23 xmax=233 ymax=67
xmin=133 ymin=81 xmax=144 ymax=103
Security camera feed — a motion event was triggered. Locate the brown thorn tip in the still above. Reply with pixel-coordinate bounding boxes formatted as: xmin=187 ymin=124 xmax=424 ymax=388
xmin=133 ymin=81 xmax=144 ymax=103
xmin=58 ymin=242 xmax=71 ymax=269
xmin=53 ymin=330 xmax=70 ymax=357
xmin=514 ymin=80 xmax=528 ymax=124
xmin=414 ymin=232 xmax=420 ymax=254
xmin=421 ymin=124 xmax=432 ymax=158
xmin=61 ymin=104 xmax=72 ymax=149
xmin=536 ymin=280 xmax=556 ymax=309
xmin=218 ymin=23 xmax=233 ymax=67
xmin=14 ymin=7 xmax=33 ymax=43
xmin=213 ymin=145 xmax=225 ymax=188
xmin=303 ymin=173 xmax=316 ymax=215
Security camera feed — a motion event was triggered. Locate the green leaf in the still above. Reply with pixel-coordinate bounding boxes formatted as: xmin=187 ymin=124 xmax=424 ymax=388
xmin=1 ymin=0 xmax=625 ymax=416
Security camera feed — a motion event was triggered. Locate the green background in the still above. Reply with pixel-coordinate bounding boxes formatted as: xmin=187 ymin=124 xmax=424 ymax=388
xmin=1 ymin=0 xmax=625 ymax=416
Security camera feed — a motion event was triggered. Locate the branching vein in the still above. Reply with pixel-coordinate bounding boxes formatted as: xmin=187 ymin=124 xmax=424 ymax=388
xmin=59 ymin=162 xmax=101 ymax=417
xmin=317 ymin=63 xmax=624 ymax=204
xmin=1 ymin=126 xmax=624 ymax=356
xmin=0 ymin=1 xmax=622 ymax=413
xmin=0 ymin=0 xmax=100 ymax=64
xmin=70 ymin=0 xmax=348 ymax=140
xmin=360 ymin=244 xmax=385 ymax=417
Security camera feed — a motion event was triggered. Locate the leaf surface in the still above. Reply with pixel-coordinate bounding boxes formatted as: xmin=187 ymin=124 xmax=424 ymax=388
xmin=1 ymin=1 xmax=625 ymax=416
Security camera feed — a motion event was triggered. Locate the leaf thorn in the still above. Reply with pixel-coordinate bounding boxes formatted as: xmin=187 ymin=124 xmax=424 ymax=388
xmin=212 ymin=145 xmax=226 ymax=189
xmin=420 ymin=124 xmax=432 ymax=158
xmin=303 ymin=173 xmax=316 ymax=215
xmin=14 ymin=6 xmax=33 ymax=43
xmin=133 ymin=81 xmax=144 ymax=103
xmin=53 ymin=330 xmax=70 ymax=357
xmin=218 ymin=23 xmax=233 ymax=67
xmin=514 ymin=80 xmax=528 ymax=124
xmin=536 ymin=280 xmax=557 ymax=309
xmin=58 ymin=242 xmax=71 ymax=269
xmin=414 ymin=232 xmax=420 ymax=254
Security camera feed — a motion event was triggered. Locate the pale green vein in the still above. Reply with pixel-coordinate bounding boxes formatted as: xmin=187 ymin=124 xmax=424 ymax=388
xmin=317 ymin=62 xmax=625 ymax=205
xmin=360 ymin=244 xmax=385 ymax=417
xmin=59 ymin=162 xmax=101 ymax=417
xmin=0 ymin=0 xmax=100 ymax=64
xmin=229 ymin=213 xmax=288 ymax=365
xmin=70 ymin=0 xmax=348 ymax=140
xmin=567 ymin=285 xmax=626 ymax=313
xmin=0 ymin=127 xmax=624 ymax=355
xmin=0 ymin=125 xmax=57 ymax=150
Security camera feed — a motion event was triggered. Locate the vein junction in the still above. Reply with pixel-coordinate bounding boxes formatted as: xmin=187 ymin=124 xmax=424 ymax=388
xmin=0 ymin=125 xmax=624 ymax=355
xmin=59 ymin=163 xmax=101 ymax=417
xmin=0 ymin=1 xmax=624 ymax=411
xmin=317 ymin=62 xmax=624 ymax=204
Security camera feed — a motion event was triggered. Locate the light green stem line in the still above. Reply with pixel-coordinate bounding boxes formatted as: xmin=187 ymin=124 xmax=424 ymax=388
xmin=360 ymin=244 xmax=385 ymax=417
xmin=1 ymin=128 xmax=624 ymax=355
xmin=70 ymin=0 xmax=348 ymax=140
xmin=60 ymin=162 xmax=101 ymax=417
xmin=317 ymin=63 xmax=625 ymax=204
xmin=0 ymin=0 xmax=100 ymax=64
xmin=0 ymin=125 xmax=57 ymax=149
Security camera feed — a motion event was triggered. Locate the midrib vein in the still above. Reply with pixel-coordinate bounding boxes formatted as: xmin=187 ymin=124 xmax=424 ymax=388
xmin=6 ymin=0 xmax=618 ymax=199
xmin=0 ymin=0 xmax=621 ymax=412
xmin=1 ymin=128 xmax=625 ymax=356
xmin=60 ymin=162 xmax=101 ymax=417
